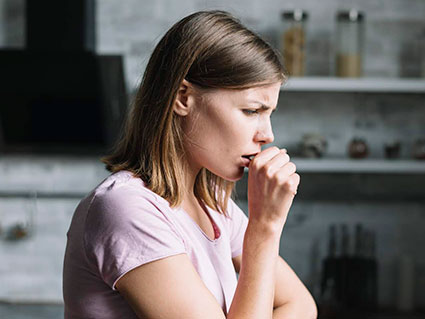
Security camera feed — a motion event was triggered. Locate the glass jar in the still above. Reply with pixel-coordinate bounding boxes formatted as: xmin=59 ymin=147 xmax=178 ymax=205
xmin=280 ymin=10 xmax=308 ymax=77
xmin=335 ymin=10 xmax=365 ymax=77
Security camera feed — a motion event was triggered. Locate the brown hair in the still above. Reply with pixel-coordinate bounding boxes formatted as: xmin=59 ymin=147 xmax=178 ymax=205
xmin=101 ymin=10 xmax=285 ymax=216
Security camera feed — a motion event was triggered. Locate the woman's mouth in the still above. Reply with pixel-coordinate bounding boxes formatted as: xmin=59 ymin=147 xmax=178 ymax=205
xmin=241 ymin=154 xmax=257 ymax=167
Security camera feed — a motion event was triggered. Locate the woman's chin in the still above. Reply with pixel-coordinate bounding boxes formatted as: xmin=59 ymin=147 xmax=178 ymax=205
xmin=224 ymin=167 xmax=245 ymax=182
xmin=207 ymin=165 xmax=245 ymax=182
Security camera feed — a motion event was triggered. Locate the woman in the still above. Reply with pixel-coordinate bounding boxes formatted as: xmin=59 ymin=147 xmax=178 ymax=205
xmin=63 ymin=10 xmax=317 ymax=319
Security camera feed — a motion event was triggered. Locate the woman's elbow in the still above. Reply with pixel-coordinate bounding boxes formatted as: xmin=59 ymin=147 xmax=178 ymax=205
xmin=304 ymin=296 xmax=318 ymax=319
xmin=308 ymin=304 xmax=318 ymax=319
xmin=296 ymin=293 xmax=318 ymax=319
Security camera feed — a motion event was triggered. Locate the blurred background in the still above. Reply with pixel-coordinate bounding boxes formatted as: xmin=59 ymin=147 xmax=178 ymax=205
xmin=0 ymin=0 xmax=424 ymax=318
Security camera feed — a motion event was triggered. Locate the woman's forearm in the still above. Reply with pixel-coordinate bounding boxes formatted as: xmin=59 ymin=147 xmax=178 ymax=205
xmin=227 ymin=221 xmax=283 ymax=319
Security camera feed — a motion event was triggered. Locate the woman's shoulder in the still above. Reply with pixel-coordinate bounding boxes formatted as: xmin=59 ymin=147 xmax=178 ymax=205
xmin=94 ymin=170 xmax=167 ymax=205
xmin=80 ymin=172 xmax=187 ymax=285
xmin=86 ymin=170 xmax=172 ymax=224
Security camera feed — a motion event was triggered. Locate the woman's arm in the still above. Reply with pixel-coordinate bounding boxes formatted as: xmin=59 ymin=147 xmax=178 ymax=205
xmin=116 ymin=253 xmax=227 ymax=319
xmin=226 ymin=221 xmax=282 ymax=319
xmin=232 ymin=254 xmax=318 ymax=319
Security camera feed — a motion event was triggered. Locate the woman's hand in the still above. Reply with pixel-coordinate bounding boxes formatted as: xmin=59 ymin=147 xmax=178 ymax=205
xmin=247 ymin=147 xmax=300 ymax=231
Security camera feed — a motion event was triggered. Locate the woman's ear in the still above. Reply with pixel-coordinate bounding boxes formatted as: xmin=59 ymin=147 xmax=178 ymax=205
xmin=173 ymin=79 xmax=193 ymax=116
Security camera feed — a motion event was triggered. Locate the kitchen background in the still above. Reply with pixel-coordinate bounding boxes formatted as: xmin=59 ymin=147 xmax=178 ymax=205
xmin=0 ymin=0 xmax=424 ymax=318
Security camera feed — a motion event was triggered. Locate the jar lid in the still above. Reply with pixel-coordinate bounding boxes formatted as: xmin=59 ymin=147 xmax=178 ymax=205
xmin=337 ymin=9 xmax=364 ymax=22
xmin=281 ymin=9 xmax=308 ymax=21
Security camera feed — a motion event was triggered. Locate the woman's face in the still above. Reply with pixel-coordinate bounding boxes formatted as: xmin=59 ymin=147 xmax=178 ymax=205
xmin=181 ymin=82 xmax=281 ymax=181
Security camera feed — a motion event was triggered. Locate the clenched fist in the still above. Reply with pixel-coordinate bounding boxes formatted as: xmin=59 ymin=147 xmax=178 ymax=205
xmin=246 ymin=147 xmax=300 ymax=229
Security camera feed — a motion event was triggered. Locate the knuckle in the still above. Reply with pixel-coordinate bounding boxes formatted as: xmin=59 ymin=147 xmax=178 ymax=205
xmin=286 ymin=178 xmax=294 ymax=188
xmin=251 ymin=158 xmax=259 ymax=169
xmin=258 ymin=163 xmax=267 ymax=174
xmin=291 ymin=174 xmax=301 ymax=187
xmin=281 ymin=182 xmax=292 ymax=193
xmin=272 ymin=173 xmax=281 ymax=183
xmin=285 ymin=174 xmax=300 ymax=189
xmin=264 ymin=166 xmax=274 ymax=179
xmin=276 ymin=174 xmax=287 ymax=185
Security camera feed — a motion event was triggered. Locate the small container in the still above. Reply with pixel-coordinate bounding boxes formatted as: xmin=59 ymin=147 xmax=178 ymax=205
xmin=384 ymin=140 xmax=401 ymax=159
xmin=299 ymin=133 xmax=328 ymax=158
xmin=280 ymin=9 xmax=308 ymax=77
xmin=348 ymin=137 xmax=369 ymax=159
xmin=335 ymin=10 xmax=365 ymax=77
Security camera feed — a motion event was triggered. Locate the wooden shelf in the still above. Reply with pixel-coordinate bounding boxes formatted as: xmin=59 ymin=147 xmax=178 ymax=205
xmin=281 ymin=77 xmax=425 ymax=93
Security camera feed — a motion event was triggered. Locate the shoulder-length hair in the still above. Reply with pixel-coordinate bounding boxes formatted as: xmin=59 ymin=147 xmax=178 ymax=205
xmin=101 ymin=10 xmax=285 ymax=216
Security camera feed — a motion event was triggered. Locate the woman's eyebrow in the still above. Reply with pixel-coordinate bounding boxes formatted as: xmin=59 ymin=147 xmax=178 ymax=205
xmin=248 ymin=101 xmax=278 ymax=112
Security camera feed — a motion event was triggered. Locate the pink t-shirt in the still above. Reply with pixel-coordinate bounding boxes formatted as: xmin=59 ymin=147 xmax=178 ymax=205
xmin=63 ymin=170 xmax=249 ymax=318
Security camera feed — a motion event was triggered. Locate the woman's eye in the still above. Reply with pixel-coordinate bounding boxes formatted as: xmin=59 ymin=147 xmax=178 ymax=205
xmin=243 ymin=109 xmax=259 ymax=115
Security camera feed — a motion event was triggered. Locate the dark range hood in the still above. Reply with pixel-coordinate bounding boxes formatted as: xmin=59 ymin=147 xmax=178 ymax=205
xmin=0 ymin=0 xmax=127 ymax=155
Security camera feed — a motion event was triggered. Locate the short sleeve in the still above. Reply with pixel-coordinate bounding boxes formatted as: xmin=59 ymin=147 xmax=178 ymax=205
xmin=84 ymin=188 xmax=187 ymax=290
xmin=226 ymin=199 xmax=249 ymax=258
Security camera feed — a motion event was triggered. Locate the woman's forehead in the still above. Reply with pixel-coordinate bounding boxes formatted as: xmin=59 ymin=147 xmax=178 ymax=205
xmin=229 ymin=83 xmax=281 ymax=106
xmin=198 ymin=82 xmax=280 ymax=102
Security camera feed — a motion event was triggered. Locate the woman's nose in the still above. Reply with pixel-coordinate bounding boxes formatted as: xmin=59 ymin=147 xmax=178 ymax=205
xmin=254 ymin=119 xmax=274 ymax=145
